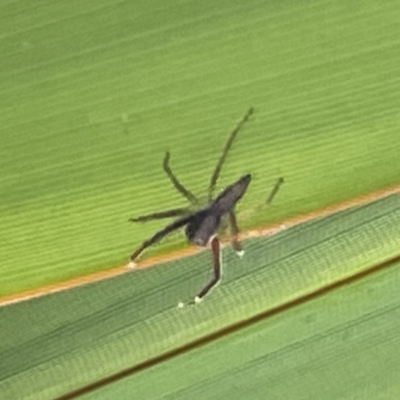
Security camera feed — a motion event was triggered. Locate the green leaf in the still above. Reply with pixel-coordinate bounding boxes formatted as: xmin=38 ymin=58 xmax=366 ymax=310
xmin=1 ymin=0 xmax=400 ymax=296
xmin=1 ymin=0 xmax=400 ymax=399
xmin=1 ymin=192 xmax=399 ymax=399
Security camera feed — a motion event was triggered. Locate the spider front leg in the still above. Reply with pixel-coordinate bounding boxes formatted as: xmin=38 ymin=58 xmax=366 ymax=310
xmin=207 ymin=108 xmax=253 ymax=201
xmin=265 ymin=177 xmax=284 ymax=205
xmin=195 ymin=236 xmax=221 ymax=303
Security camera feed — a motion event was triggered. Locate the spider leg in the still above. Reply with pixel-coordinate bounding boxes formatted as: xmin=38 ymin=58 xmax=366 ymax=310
xmin=208 ymin=108 xmax=254 ymax=201
xmin=129 ymin=215 xmax=192 ymax=262
xmin=129 ymin=207 xmax=189 ymax=223
xmin=163 ymin=151 xmax=199 ymax=205
xmin=265 ymin=177 xmax=284 ymax=205
xmin=227 ymin=210 xmax=244 ymax=256
xmin=195 ymin=236 xmax=221 ymax=302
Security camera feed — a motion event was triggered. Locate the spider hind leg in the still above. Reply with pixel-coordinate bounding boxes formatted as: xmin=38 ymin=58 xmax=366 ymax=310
xmin=195 ymin=236 xmax=221 ymax=301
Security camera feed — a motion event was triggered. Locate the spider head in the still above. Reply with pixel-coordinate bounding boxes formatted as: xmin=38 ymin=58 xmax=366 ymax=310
xmin=185 ymin=209 xmax=221 ymax=247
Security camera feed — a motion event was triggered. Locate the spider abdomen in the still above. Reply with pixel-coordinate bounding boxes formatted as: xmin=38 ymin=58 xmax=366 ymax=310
xmin=211 ymin=174 xmax=251 ymax=214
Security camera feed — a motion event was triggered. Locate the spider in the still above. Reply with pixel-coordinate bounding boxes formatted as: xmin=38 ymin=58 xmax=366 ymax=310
xmin=128 ymin=108 xmax=254 ymax=303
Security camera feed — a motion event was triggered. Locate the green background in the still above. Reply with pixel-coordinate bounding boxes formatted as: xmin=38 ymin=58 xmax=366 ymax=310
xmin=1 ymin=193 xmax=400 ymax=399
xmin=1 ymin=0 xmax=399 ymax=296
xmin=1 ymin=0 xmax=400 ymax=399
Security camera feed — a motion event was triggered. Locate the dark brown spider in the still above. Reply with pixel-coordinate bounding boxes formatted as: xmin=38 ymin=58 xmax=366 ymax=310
xmin=128 ymin=108 xmax=260 ymax=302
